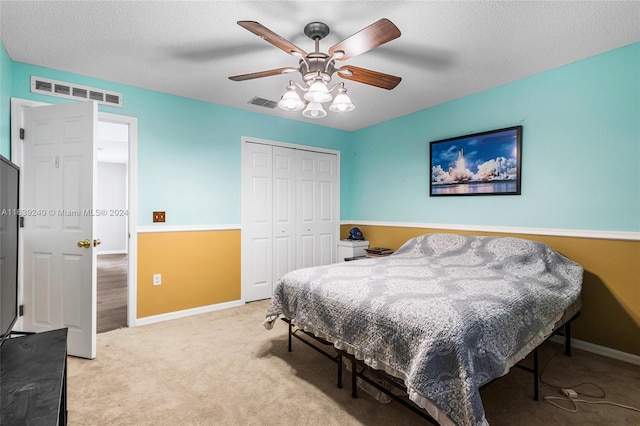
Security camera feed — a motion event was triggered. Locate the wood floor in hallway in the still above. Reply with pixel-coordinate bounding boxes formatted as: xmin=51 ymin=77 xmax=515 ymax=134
xmin=97 ymin=254 xmax=127 ymax=333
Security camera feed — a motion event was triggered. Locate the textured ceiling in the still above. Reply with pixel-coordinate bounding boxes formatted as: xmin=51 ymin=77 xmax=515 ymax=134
xmin=1 ymin=1 xmax=639 ymax=131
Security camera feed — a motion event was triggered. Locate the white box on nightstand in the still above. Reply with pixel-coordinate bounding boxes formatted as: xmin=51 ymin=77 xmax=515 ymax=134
xmin=337 ymin=239 xmax=369 ymax=262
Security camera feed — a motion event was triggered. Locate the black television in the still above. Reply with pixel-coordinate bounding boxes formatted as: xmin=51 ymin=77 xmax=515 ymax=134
xmin=0 ymin=155 xmax=19 ymax=346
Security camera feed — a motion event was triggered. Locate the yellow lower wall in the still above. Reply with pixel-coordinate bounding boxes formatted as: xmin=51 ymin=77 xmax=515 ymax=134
xmin=137 ymin=230 xmax=240 ymax=318
xmin=341 ymin=224 xmax=640 ymax=356
xmin=136 ymin=226 xmax=639 ymax=357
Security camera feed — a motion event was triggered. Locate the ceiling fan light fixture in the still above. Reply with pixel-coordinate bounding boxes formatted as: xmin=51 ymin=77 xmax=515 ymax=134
xmin=329 ymin=86 xmax=355 ymax=112
xmin=302 ymin=102 xmax=327 ymax=119
xmin=278 ymin=84 xmax=305 ymax=111
xmin=304 ymin=79 xmax=332 ymax=103
xmin=230 ymin=19 xmax=403 ymax=119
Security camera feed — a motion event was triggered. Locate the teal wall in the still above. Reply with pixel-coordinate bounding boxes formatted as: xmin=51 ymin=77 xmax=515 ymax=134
xmin=349 ymin=42 xmax=640 ymax=232
xmin=1 ymin=41 xmax=638 ymax=232
xmin=0 ymin=42 xmax=11 ymax=158
xmin=7 ymin=61 xmax=350 ymax=226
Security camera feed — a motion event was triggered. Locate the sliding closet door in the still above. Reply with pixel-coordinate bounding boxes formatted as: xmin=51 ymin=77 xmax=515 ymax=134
xmin=296 ymin=150 xmax=338 ymax=269
xmin=241 ymin=142 xmax=273 ymax=302
xmin=241 ymin=139 xmax=339 ymax=302
xmin=272 ymin=147 xmax=296 ymax=288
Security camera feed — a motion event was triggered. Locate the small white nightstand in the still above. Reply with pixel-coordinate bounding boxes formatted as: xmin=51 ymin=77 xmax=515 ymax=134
xmin=337 ymin=239 xmax=369 ymax=262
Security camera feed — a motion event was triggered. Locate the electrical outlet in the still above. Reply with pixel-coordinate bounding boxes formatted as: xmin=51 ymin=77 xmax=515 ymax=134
xmin=153 ymin=211 xmax=166 ymax=223
xmin=153 ymin=274 xmax=162 ymax=286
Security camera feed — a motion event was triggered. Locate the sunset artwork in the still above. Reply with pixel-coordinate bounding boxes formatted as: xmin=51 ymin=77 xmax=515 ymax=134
xmin=429 ymin=126 xmax=522 ymax=196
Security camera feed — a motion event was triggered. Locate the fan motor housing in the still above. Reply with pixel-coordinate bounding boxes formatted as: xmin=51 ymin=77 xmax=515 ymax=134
xmin=304 ymin=22 xmax=330 ymax=40
xmin=300 ymin=57 xmax=335 ymax=82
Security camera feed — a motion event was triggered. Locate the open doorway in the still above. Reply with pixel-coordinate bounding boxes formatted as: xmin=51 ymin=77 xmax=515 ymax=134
xmin=96 ymin=120 xmax=129 ymax=333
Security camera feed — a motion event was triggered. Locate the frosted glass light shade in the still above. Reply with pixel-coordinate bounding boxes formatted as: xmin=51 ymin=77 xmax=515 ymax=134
xmin=302 ymin=102 xmax=327 ymax=118
xmin=277 ymin=86 xmax=305 ymax=111
xmin=304 ymin=80 xmax=332 ymax=103
xmin=329 ymin=92 xmax=355 ymax=112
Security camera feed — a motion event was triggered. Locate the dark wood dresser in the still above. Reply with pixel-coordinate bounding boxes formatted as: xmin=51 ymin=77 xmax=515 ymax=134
xmin=1 ymin=328 xmax=68 ymax=425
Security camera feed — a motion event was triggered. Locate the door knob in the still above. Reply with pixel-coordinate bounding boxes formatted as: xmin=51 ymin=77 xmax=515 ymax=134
xmin=77 ymin=239 xmax=91 ymax=249
xmin=93 ymin=239 xmax=101 ymax=247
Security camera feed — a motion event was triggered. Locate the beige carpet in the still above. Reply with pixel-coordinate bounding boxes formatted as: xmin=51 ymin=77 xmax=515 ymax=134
xmin=67 ymin=300 xmax=640 ymax=425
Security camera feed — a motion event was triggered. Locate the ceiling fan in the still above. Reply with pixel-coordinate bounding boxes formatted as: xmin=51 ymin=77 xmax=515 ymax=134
xmin=228 ymin=19 xmax=402 ymax=118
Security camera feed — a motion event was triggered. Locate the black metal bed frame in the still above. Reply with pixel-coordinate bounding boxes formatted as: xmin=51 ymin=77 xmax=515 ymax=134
xmin=282 ymin=312 xmax=580 ymax=424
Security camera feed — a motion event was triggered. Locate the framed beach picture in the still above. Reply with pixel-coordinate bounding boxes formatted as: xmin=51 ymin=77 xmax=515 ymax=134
xmin=430 ymin=126 xmax=522 ymax=196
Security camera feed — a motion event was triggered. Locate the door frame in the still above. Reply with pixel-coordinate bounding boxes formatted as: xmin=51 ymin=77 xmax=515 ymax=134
xmin=10 ymin=97 xmax=139 ymax=329
xmin=240 ymin=136 xmax=340 ymax=302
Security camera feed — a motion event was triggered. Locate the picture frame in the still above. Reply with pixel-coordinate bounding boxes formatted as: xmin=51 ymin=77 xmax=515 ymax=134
xmin=430 ymin=126 xmax=522 ymax=196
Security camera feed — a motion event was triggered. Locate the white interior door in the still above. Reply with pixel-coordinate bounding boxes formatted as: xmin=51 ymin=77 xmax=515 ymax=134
xmin=22 ymin=101 xmax=97 ymax=359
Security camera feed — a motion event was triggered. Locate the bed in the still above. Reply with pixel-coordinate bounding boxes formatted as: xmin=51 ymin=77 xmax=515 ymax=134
xmin=264 ymin=233 xmax=583 ymax=426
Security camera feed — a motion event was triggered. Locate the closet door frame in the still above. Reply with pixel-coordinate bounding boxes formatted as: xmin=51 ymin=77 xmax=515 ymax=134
xmin=240 ymin=137 xmax=340 ymax=302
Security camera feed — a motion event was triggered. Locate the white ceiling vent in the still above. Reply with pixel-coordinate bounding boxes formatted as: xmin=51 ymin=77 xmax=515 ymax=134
xmin=247 ymin=97 xmax=277 ymax=109
xmin=31 ymin=76 xmax=123 ymax=108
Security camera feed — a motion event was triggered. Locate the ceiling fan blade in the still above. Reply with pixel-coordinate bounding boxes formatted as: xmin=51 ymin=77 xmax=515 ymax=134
xmin=337 ymin=65 xmax=401 ymax=90
xmin=237 ymin=21 xmax=308 ymax=57
xmin=229 ymin=67 xmax=298 ymax=81
xmin=329 ymin=18 xmax=401 ymax=61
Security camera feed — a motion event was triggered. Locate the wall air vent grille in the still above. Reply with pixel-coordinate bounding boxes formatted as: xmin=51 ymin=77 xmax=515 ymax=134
xmin=89 ymin=91 xmax=104 ymax=101
xmin=35 ymin=80 xmax=52 ymax=92
xmin=54 ymin=84 xmax=70 ymax=95
xmin=247 ymin=97 xmax=277 ymax=109
xmin=31 ymin=76 xmax=123 ymax=108
xmin=72 ymin=87 xmax=88 ymax=98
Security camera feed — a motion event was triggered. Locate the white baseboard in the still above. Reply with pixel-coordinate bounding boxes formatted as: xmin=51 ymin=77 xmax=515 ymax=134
xmin=134 ymin=299 xmax=244 ymax=327
xmin=550 ymin=335 xmax=640 ymax=366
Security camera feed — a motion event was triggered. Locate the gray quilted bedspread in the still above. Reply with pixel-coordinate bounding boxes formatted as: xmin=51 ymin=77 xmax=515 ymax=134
xmin=264 ymin=233 xmax=583 ymax=426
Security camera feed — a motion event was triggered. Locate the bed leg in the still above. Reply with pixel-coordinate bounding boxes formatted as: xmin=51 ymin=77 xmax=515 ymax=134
xmin=564 ymin=322 xmax=572 ymax=357
xmin=533 ymin=348 xmax=539 ymax=401
xmin=337 ymin=353 xmax=343 ymax=389
xmin=288 ymin=322 xmax=292 ymax=352
xmin=351 ymin=358 xmax=358 ymax=398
